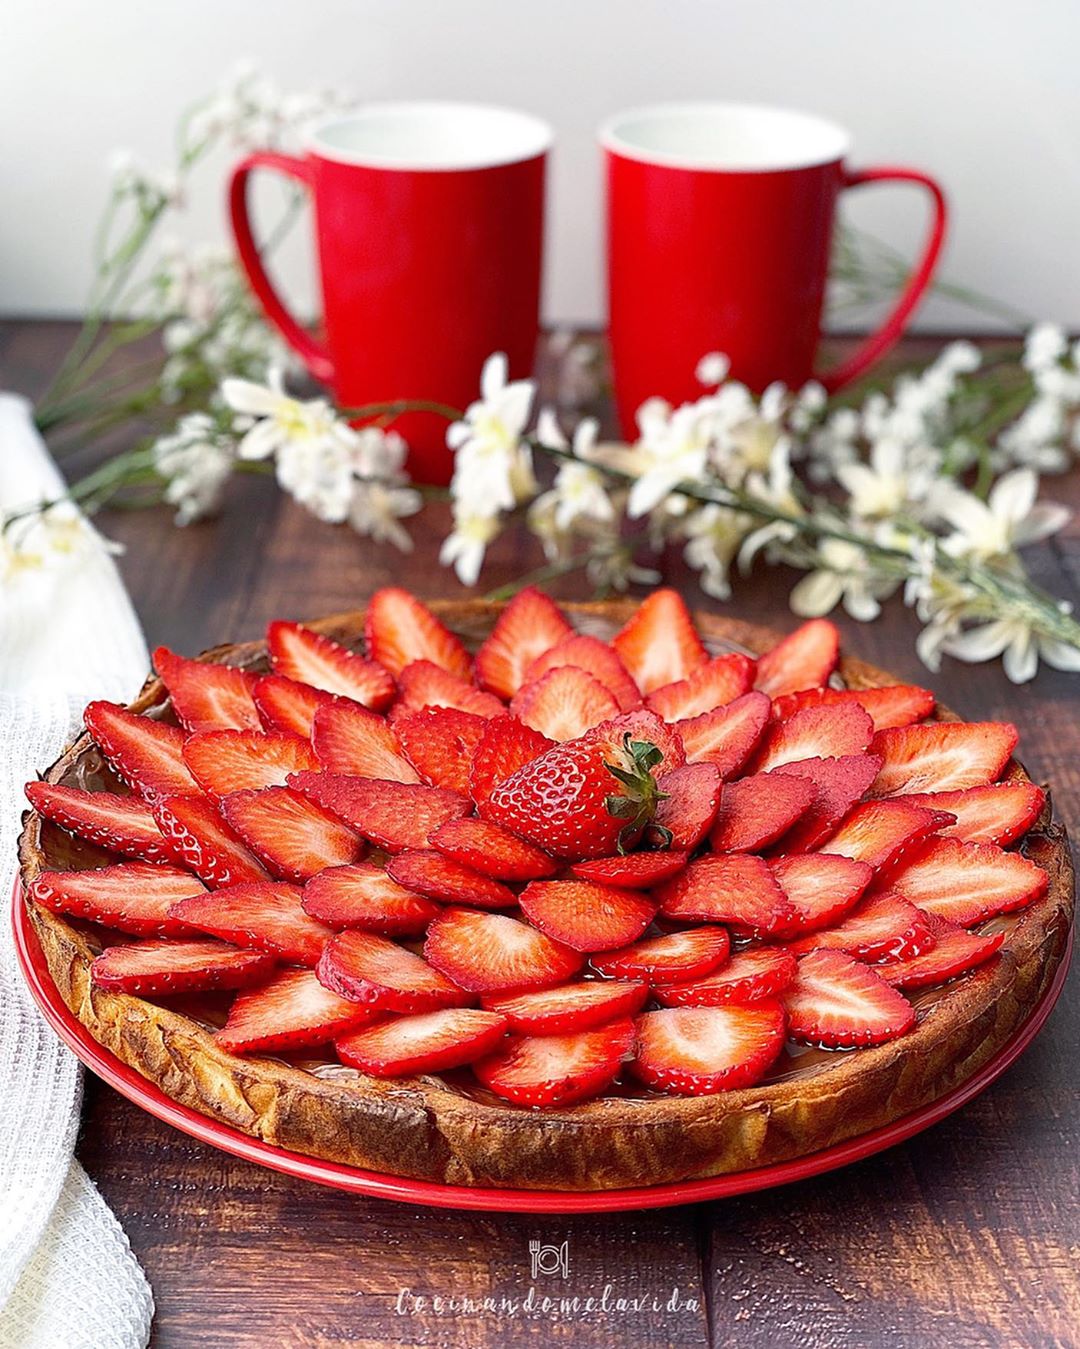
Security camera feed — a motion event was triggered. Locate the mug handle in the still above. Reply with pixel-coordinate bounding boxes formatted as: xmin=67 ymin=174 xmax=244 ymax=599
xmin=228 ymin=152 xmax=335 ymax=384
xmin=817 ymin=166 xmax=949 ymax=393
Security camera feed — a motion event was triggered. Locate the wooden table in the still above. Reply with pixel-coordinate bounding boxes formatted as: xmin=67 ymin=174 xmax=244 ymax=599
xmin=3 ymin=322 xmax=1078 ymax=1348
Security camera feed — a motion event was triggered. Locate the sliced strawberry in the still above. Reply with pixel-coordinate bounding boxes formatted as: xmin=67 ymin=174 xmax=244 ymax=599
xmin=657 ymin=854 xmax=795 ymax=933
xmin=772 ymin=683 xmax=935 ymax=733
xmin=878 ymin=911 xmax=1005 ymax=989
xmin=91 ymin=939 xmax=275 ymax=995
xmin=522 ymin=635 xmax=641 ymax=711
xmin=709 ymin=773 xmax=815 ymax=853
xmin=655 ymin=947 xmax=797 ymax=1007
xmin=317 ymin=930 xmax=471 ymax=1011
xmin=364 ymin=588 xmax=471 ymax=680
xmin=783 ymin=949 xmax=916 ymax=1047
xmin=571 ymin=850 xmax=689 ymax=888
xmin=395 ymin=706 xmax=487 ymax=796
xmin=470 ymin=716 xmax=554 ymax=806
xmin=221 ymin=786 xmax=365 ymax=882
xmin=170 ymin=881 xmax=334 ymax=965
xmin=217 ymin=968 xmax=378 ymax=1054
xmin=887 ymin=837 xmax=1048 ymax=925
xmin=302 ymin=862 xmax=441 ymax=935
xmin=151 ymin=793 xmax=270 ymax=887
xmin=183 ymin=729 xmax=319 ymax=799
xmin=896 ymin=782 xmax=1046 ymax=847
xmin=769 ymin=754 xmax=882 ymax=853
xmin=754 ymin=619 xmax=840 ymax=698
xmin=152 ymin=647 xmax=260 ymax=734
xmin=612 ymin=589 xmax=709 ymax=694
xmin=820 ymin=798 xmax=955 ymax=874
xmin=28 ymin=862 xmax=204 ymax=936
xmin=24 ymin=780 xmax=169 ymax=863
xmin=768 ymin=853 xmax=873 ymax=937
xmin=753 ymin=702 xmax=874 ymax=773
xmin=510 ymin=666 xmax=619 ymax=742
xmin=336 ymin=1007 xmax=509 ymax=1076
xmin=474 ymin=1018 xmax=634 ymax=1107
xmin=590 ymin=927 xmax=731 ymax=985
xmin=253 ymin=674 xmax=337 ymax=738
xmin=649 ymin=762 xmax=722 ymax=851
xmin=631 ymin=1002 xmax=786 ymax=1094
xmin=397 ymin=660 xmax=504 ymax=718
xmin=474 ymin=588 xmax=575 ymax=699
xmin=483 ymin=980 xmax=648 ymax=1035
xmin=645 ymin=653 xmax=756 ymax=722
xmin=870 ymin=721 xmax=1019 ymax=796
xmin=386 ymin=850 xmax=516 ymax=909
xmin=586 ymin=709 xmax=686 ymax=771
xmin=428 ymin=817 xmax=558 ymax=881
xmin=310 ymin=702 xmax=418 ymax=782
xmin=267 ymin=620 xmax=395 ymax=710
xmin=289 ymin=771 xmax=469 ymax=852
xmin=783 ymin=890 xmax=933 ymax=962
xmin=676 ymin=691 xmax=771 ymax=777
xmin=424 ymin=907 xmax=583 ymax=993
xmin=84 ymin=701 xmax=199 ymax=803
xmin=519 ymin=879 xmax=657 ymax=953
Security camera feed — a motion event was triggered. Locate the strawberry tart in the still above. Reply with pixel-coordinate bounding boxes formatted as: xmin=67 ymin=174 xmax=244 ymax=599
xmin=17 ymin=590 xmax=1073 ymax=1190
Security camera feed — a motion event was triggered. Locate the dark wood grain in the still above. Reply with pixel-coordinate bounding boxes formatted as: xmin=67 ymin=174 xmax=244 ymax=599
xmin=3 ymin=320 xmax=1077 ymax=1349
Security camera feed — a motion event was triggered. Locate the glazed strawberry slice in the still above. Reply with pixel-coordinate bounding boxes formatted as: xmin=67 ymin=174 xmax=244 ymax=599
xmin=612 ymin=588 xmax=709 ymax=693
xmin=397 ymin=660 xmax=504 ymax=719
xmin=221 ymin=786 xmax=365 ymax=882
xmin=645 ymin=653 xmax=757 ymax=722
xmin=470 ymin=716 xmax=554 ymax=806
xmin=771 ymin=683 xmax=935 ymax=733
xmin=336 ymin=1008 xmax=509 ymax=1076
xmin=708 ymin=773 xmax=815 ymax=853
xmin=24 ymin=781 xmax=169 ymax=863
xmin=151 ymin=793 xmax=270 ymax=886
xmin=84 ymin=701 xmax=199 ymax=803
xmin=510 ymin=666 xmax=619 ymax=742
xmin=474 ymin=1018 xmax=635 ymax=1107
xmin=870 ymin=721 xmax=1019 ymax=796
xmin=474 ymin=587 xmax=574 ymax=699
xmin=318 ymin=930 xmax=471 ymax=1011
xmin=253 ymin=673 xmax=337 ymax=738
xmin=782 ymin=949 xmax=916 ymax=1047
xmin=483 ymin=980 xmax=648 ymax=1035
xmin=676 ymin=691 xmax=771 ymax=777
xmin=289 ymin=771 xmax=469 ymax=852
xmin=657 ymin=854 xmax=795 ymax=933
xmin=522 ymin=635 xmax=641 ymax=711
xmin=820 ymin=798 xmax=955 ymax=874
xmin=519 ymin=879 xmax=657 ymax=953
xmin=217 ymin=968 xmax=378 ymax=1054
xmin=428 ymin=817 xmax=558 ymax=881
xmin=571 ymin=850 xmax=689 ymax=888
xmin=649 ymin=762 xmax=722 ymax=851
xmin=424 ymin=907 xmax=583 ymax=993
xmin=783 ymin=890 xmax=933 ymax=962
xmin=655 ymin=946 xmax=797 ymax=1007
xmin=311 ymin=702 xmax=419 ymax=782
xmin=769 ymin=754 xmax=882 ymax=853
xmin=152 ymin=647 xmax=261 ymax=734
xmin=886 ymin=837 xmax=1048 ymax=925
xmin=170 ymin=881 xmax=334 ymax=965
xmin=878 ymin=912 xmax=1005 ymax=989
xmin=753 ymin=618 xmax=840 ymax=698
xmin=631 ymin=1002 xmax=786 ymax=1094
xmin=590 ymin=926 xmax=731 ymax=984
xmin=768 ymin=853 xmax=873 ymax=937
xmin=364 ymin=587 xmax=471 ymax=679
xmin=895 ymin=781 xmax=1046 ymax=847
xmin=91 ymin=939 xmax=275 ymax=996
xmin=302 ymin=862 xmax=441 ymax=935
xmin=183 ymin=729 xmax=319 ymax=799
xmin=28 ymin=862 xmax=204 ymax=936
xmin=395 ymin=706 xmax=488 ymax=796
xmin=268 ymin=619 xmax=395 ymax=710
xmin=753 ymin=702 xmax=874 ymax=773
xmin=387 ymin=850 xmax=516 ymax=909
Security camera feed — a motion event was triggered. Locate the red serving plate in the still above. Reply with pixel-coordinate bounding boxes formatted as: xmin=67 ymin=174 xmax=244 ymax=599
xmin=12 ymin=879 xmax=1071 ymax=1214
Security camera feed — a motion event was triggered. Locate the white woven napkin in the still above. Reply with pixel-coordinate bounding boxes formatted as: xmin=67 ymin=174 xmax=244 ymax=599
xmin=0 ymin=394 xmax=154 ymax=1349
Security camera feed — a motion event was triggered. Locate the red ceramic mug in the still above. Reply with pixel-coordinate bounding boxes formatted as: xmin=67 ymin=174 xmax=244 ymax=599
xmin=601 ymin=102 xmax=948 ymax=437
xmin=229 ymin=103 xmax=551 ymax=483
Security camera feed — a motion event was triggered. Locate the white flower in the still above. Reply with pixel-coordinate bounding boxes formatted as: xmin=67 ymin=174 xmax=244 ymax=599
xmin=626 ymin=398 xmax=712 ymax=517
xmin=439 ymin=508 xmax=501 ymax=586
xmin=348 ymin=480 xmax=421 ymax=551
xmin=275 ymin=437 xmax=355 ymax=522
xmin=789 ymin=381 xmax=827 ymax=433
xmin=836 ymin=437 xmax=931 ymax=520
xmin=696 ymin=352 xmax=730 ymax=387
xmin=152 ymin=413 xmax=235 ymax=524
xmin=938 ymin=468 xmax=1070 ymax=561
xmin=994 ymin=396 xmax=1070 ymax=474
xmin=944 ymin=614 xmax=1080 ymax=684
xmin=447 ymin=353 xmax=536 ymax=515
xmin=737 ymin=440 xmax=803 ymax=569
xmin=935 ymin=340 xmax=982 ymax=376
xmin=1023 ymin=322 xmax=1068 ymax=373
xmin=223 ymin=368 xmax=357 ymax=462
xmin=533 ymin=414 xmax=614 ymax=531
xmin=682 ymin=504 xmax=751 ymax=599
xmin=789 ymin=537 xmax=890 ymax=623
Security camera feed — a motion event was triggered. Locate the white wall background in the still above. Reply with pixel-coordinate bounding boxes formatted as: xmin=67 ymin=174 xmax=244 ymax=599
xmin=3 ymin=0 xmax=1079 ymax=329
